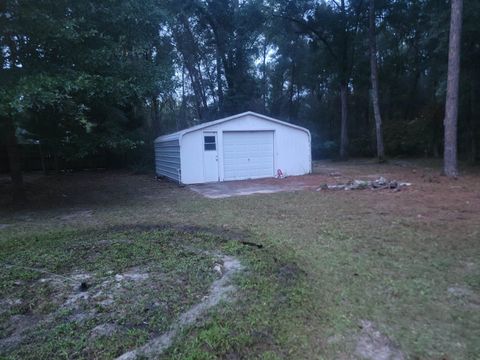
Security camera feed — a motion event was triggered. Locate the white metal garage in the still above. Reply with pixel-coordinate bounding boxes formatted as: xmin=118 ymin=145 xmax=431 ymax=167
xmin=154 ymin=112 xmax=311 ymax=184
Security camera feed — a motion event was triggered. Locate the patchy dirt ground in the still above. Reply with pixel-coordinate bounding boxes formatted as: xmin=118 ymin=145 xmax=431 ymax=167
xmin=1 ymin=159 xmax=479 ymax=359
xmin=355 ymin=320 xmax=405 ymax=360
xmin=116 ymin=255 xmax=243 ymax=360
xmin=189 ymin=164 xmax=412 ymax=198
xmin=0 ymin=228 xmax=253 ymax=359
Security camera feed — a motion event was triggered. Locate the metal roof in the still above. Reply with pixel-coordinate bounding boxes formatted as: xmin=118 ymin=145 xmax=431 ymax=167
xmin=154 ymin=111 xmax=310 ymax=143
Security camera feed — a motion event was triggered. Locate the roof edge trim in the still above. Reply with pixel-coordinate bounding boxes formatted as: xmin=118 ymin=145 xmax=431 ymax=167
xmin=154 ymin=111 xmax=310 ymax=143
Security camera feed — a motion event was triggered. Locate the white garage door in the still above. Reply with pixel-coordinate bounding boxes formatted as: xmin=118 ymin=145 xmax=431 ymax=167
xmin=223 ymin=131 xmax=274 ymax=181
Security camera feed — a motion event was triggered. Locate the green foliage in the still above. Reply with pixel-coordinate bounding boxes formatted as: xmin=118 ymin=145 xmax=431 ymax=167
xmin=2 ymin=0 xmax=480 ymax=169
xmin=1 ymin=0 xmax=174 ymax=164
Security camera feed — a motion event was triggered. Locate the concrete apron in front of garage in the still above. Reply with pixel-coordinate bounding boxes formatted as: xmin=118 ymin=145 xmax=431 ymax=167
xmin=188 ymin=176 xmax=318 ymax=199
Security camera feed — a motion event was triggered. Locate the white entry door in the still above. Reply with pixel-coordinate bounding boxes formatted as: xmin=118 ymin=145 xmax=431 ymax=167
xmin=223 ymin=131 xmax=274 ymax=181
xmin=203 ymin=132 xmax=219 ymax=182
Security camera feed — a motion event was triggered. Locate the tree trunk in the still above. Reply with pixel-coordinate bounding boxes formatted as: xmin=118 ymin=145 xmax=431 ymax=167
xmin=5 ymin=119 xmax=26 ymax=202
xmin=152 ymin=96 xmax=161 ymax=137
xmin=262 ymin=38 xmax=268 ymax=111
xmin=404 ymin=29 xmax=421 ymax=122
xmin=339 ymin=83 xmax=349 ymax=160
xmin=172 ymin=19 xmax=206 ymax=120
xmin=338 ymin=0 xmax=349 ymax=161
xmin=369 ymin=0 xmax=385 ymax=162
xmin=39 ymin=142 xmax=47 ymax=175
xmin=185 ymin=70 xmax=204 ymax=120
xmin=216 ymin=50 xmax=224 ymax=114
xmin=289 ymin=59 xmax=296 ymax=120
xmin=195 ymin=62 xmax=208 ymax=111
xmin=179 ymin=63 xmax=186 ymax=130
xmin=53 ymin=152 xmax=60 ymax=173
xmin=468 ymin=71 xmax=478 ymax=163
xmin=443 ymin=0 xmax=463 ymax=177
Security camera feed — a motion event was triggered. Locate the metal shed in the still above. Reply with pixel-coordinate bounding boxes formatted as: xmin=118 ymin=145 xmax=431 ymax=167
xmin=154 ymin=111 xmax=311 ymax=184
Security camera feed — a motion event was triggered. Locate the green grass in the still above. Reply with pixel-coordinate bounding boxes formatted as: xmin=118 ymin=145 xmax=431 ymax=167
xmin=0 ymin=226 xmax=310 ymax=359
xmin=0 ymin=229 xmax=218 ymax=358
xmin=1 ymin=161 xmax=479 ymax=359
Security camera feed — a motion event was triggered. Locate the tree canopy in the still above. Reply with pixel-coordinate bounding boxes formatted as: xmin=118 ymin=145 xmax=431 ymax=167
xmin=1 ymin=0 xmax=479 ymax=193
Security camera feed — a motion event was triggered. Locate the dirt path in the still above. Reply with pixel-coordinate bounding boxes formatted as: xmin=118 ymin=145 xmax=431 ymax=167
xmin=116 ymin=255 xmax=243 ymax=360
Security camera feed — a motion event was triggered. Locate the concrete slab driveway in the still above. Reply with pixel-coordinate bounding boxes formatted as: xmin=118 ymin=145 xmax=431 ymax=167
xmin=189 ymin=175 xmax=324 ymax=199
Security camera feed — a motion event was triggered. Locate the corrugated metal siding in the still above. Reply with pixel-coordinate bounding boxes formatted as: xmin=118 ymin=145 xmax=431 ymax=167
xmin=155 ymin=139 xmax=181 ymax=182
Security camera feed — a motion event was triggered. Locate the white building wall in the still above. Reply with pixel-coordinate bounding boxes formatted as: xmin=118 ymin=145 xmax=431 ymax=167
xmin=180 ymin=114 xmax=311 ymax=184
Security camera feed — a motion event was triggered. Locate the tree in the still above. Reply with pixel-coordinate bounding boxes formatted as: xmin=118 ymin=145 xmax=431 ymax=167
xmin=369 ymin=0 xmax=385 ymax=162
xmin=1 ymin=116 xmax=25 ymax=202
xmin=279 ymin=0 xmax=365 ymax=160
xmin=2 ymin=0 xmax=479 ymax=178
xmin=1 ymin=0 xmax=174 ymax=201
xmin=443 ymin=0 xmax=463 ymax=177
xmin=194 ymin=0 xmax=265 ymax=114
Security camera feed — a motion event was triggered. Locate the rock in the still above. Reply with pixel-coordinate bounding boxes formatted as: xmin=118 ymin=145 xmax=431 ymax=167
xmin=317 ymin=177 xmax=412 ymax=192
xmin=351 ymin=180 xmax=370 ymax=190
xmin=388 ymin=181 xmax=398 ymax=189
xmin=372 ymin=176 xmax=388 ymax=188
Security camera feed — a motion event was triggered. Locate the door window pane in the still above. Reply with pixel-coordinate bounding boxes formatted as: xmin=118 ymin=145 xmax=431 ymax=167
xmin=204 ymin=135 xmax=216 ymax=151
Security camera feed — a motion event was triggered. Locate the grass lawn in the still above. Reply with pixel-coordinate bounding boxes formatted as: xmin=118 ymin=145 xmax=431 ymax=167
xmin=1 ymin=160 xmax=479 ymax=359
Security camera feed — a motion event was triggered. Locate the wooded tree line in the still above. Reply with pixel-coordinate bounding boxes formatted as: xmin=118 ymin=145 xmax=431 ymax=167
xmin=1 ymin=0 xmax=478 ymax=199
